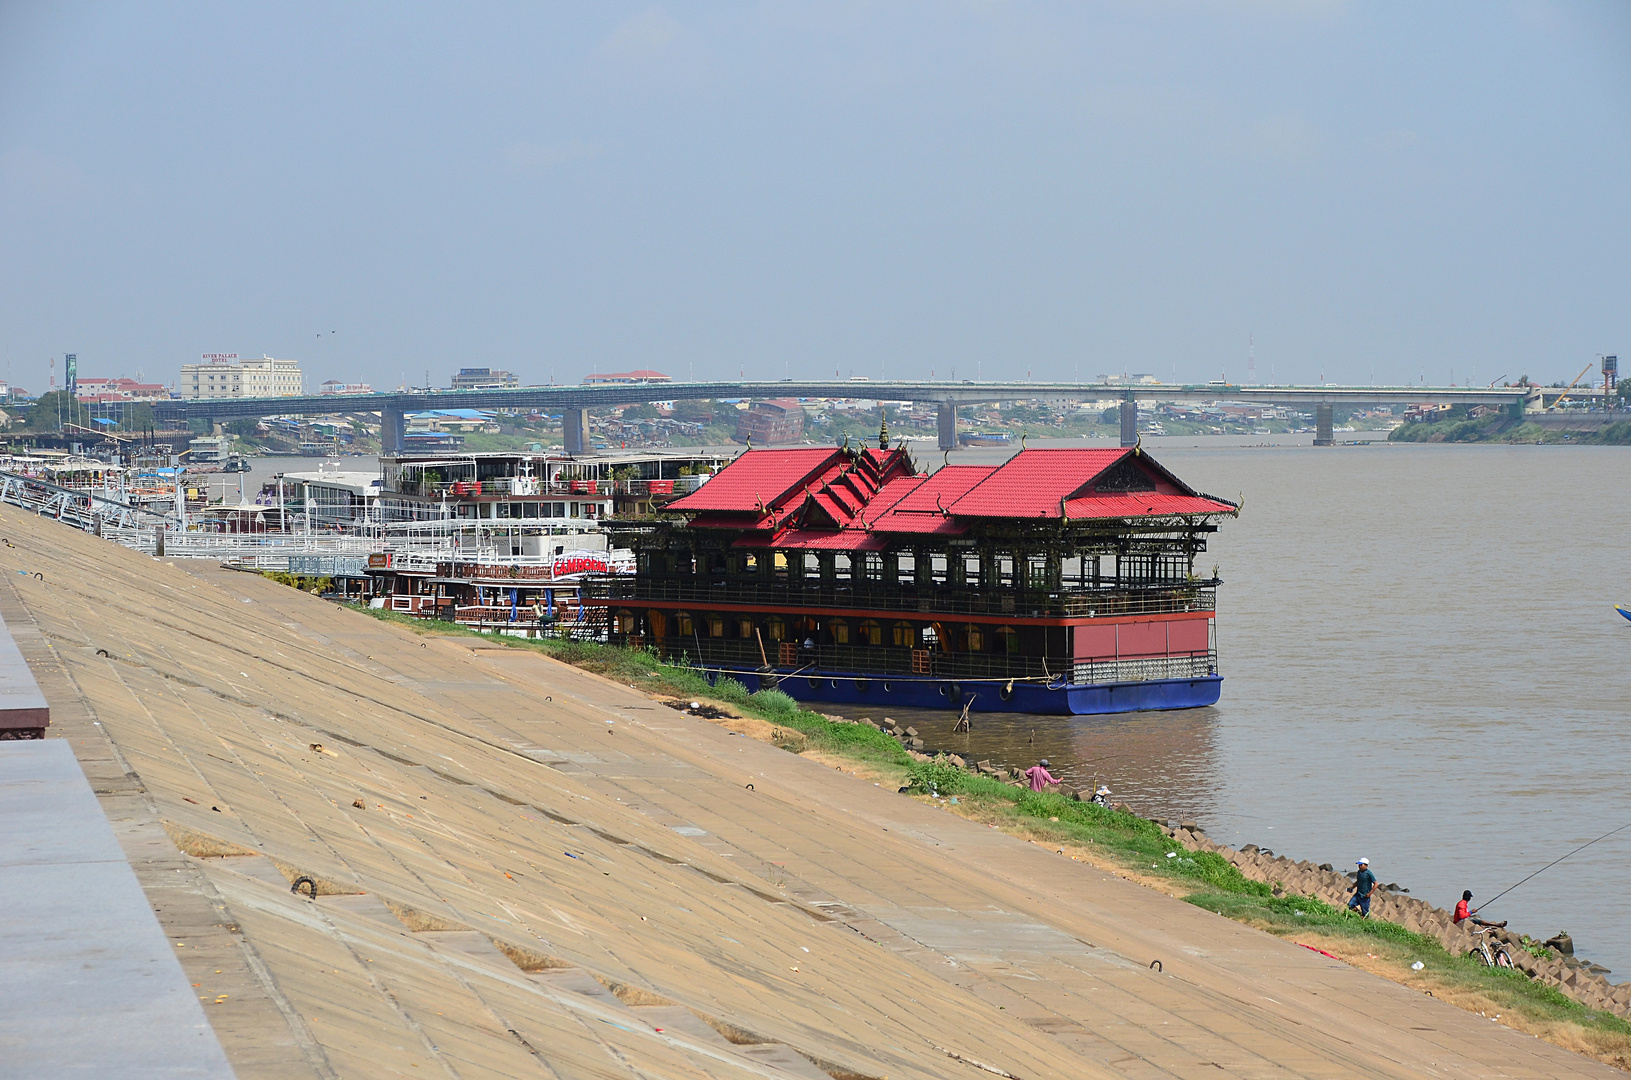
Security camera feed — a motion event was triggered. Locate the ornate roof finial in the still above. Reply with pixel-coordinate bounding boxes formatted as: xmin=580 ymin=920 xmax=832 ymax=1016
xmin=878 ymin=408 xmax=890 ymax=450
xmin=1020 ymin=432 xmax=1028 ymax=450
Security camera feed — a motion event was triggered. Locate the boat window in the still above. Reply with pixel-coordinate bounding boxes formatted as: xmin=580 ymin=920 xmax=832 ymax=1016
xmin=996 ymin=626 xmax=1019 ymax=653
xmin=616 ymin=610 xmax=638 ymax=634
xmin=675 ymin=611 xmax=694 ymax=636
xmin=766 ymin=617 xmax=786 ymax=641
xmin=743 ymin=553 xmax=758 ymax=573
xmin=863 ymin=552 xmax=883 ymax=581
xmin=896 ymin=552 xmax=915 ymax=585
xmin=803 ymin=552 xmax=820 ymax=579
xmin=997 ymin=554 xmax=1014 ymax=587
xmin=859 ymin=620 xmax=883 ymax=646
xmin=830 ymin=619 xmax=849 ymax=645
xmin=966 ymin=625 xmax=984 ymax=652
xmin=833 ymin=553 xmax=851 ymax=581
xmin=930 ymin=553 xmax=948 ymax=585
xmin=708 ymin=616 xmax=725 ymax=638
xmin=891 ymin=621 xmax=915 ymax=647
xmin=737 ymin=618 xmax=755 ymax=639
xmin=963 ymin=553 xmax=981 ymax=585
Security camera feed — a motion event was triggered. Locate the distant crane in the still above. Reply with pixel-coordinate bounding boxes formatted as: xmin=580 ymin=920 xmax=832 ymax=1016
xmin=1548 ymin=363 xmax=1595 ymax=410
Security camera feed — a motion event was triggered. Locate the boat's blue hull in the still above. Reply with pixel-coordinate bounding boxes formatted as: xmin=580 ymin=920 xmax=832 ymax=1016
xmin=714 ymin=668 xmax=1221 ymax=715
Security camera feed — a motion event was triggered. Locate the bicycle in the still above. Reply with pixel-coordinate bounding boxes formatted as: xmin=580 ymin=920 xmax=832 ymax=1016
xmin=1468 ymin=925 xmax=1514 ymax=969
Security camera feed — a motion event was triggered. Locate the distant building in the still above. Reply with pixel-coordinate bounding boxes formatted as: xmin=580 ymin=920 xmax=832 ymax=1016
xmin=406 ymin=409 xmax=500 ymax=434
xmin=582 ymin=370 xmax=671 ymax=385
xmin=451 ymin=367 xmax=519 ymax=390
xmin=75 ymin=377 xmax=171 ymax=403
xmin=180 ymin=356 xmax=302 ymax=399
xmin=734 ymin=399 xmax=806 ymax=445
xmin=318 ymin=380 xmax=374 ymax=395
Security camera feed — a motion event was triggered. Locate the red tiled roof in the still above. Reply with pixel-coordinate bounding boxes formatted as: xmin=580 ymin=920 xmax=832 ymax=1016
xmin=879 ymin=466 xmax=995 ymax=516
xmin=863 ymin=468 xmax=991 ymax=535
xmin=1062 ymin=492 xmax=1237 ymax=519
xmin=667 ymin=448 xmax=843 ymax=513
xmin=946 ymin=448 xmax=1235 ymax=520
xmin=946 ymin=449 xmax=1126 ymax=517
xmin=667 ymin=446 xmax=1233 ymax=536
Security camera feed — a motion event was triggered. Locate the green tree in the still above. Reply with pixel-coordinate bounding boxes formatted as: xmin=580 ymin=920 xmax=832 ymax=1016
xmin=621 ymin=403 xmax=659 ymax=420
xmin=225 ymin=416 xmax=261 ymax=437
xmin=26 ymin=390 xmax=89 ymax=431
xmin=1101 ymin=406 xmax=1120 ymax=424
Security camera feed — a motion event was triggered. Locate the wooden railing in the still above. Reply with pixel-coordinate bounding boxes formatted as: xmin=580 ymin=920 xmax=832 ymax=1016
xmin=584 ymin=577 xmax=1216 ymax=620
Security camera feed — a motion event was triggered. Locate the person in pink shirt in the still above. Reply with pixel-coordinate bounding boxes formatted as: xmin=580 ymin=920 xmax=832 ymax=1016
xmin=1023 ymin=759 xmax=1060 ymax=792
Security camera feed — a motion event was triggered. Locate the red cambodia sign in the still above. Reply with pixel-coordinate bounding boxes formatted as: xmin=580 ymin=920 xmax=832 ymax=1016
xmin=552 ymin=554 xmax=609 ymax=577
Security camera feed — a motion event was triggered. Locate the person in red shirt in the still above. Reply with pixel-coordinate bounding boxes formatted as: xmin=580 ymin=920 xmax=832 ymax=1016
xmin=1023 ymin=759 xmax=1060 ymax=792
xmin=1453 ymin=890 xmax=1505 ymax=928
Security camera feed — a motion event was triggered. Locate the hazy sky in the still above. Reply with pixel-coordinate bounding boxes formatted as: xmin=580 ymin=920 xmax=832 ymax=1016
xmin=2 ymin=2 xmax=1627 ymax=393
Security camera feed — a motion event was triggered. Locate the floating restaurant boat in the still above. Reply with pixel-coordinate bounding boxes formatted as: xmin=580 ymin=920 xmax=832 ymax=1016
xmin=587 ymin=431 xmax=1239 ymax=715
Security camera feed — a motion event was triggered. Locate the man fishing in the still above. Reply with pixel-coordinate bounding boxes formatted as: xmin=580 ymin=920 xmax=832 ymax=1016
xmin=1024 ymin=759 xmax=1060 ymax=792
xmin=1347 ymin=857 xmax=1376 ymax=917
xmin=1453 ymin=890 xmax=1506 ymax=929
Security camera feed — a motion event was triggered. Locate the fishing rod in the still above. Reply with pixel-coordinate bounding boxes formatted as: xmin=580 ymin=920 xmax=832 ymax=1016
xmin=1480 ymin=819 xmax=1631 ymax=910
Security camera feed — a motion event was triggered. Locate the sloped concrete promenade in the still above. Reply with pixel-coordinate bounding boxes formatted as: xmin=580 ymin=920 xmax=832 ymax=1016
xmin=0 ymin=503 xmax=1617 ymax=1079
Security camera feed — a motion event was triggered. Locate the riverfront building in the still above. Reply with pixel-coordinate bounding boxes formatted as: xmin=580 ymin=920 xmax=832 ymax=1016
xmin=588 ymin=439 xmax=1237 ymax=714
xmin=450 ymin=367 xmax=519 ymax=390
xmin=734 ymin=398 xmax=806 ymax=444
xmin=179 ymin=356 xmax=303 ymax=399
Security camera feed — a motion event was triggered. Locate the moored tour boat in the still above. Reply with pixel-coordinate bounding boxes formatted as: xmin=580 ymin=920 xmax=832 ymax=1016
xmin=586 ymin=431 xmax=1238 ymax=715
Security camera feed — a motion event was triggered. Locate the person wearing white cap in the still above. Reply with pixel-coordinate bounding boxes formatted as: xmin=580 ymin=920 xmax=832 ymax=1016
xmin=1347 ymin=857 xmax=1377 ymax=917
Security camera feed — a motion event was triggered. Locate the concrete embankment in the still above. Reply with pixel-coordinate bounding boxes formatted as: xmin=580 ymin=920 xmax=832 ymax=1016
xmin=0 ymin=503 xmax=1621 ymax=1078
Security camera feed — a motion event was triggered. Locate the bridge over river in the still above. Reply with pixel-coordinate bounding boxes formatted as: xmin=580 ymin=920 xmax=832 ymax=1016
xmin=149 ymin=379 xmax=1554 ymax=453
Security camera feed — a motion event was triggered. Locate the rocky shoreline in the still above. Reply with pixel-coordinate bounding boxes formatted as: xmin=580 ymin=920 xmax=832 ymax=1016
xmin=850 ymin=716 xmax=1631 ymax=1019
xmin=1165 ymin=824 xmax=1629 ymax=1016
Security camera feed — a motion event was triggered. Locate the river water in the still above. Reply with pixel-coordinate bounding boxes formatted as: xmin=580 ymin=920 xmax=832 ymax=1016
xmin=827 ymin=434 xmax=1631 ymax=978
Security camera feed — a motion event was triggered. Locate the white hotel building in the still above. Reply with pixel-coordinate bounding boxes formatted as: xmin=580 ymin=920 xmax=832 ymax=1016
xmin=180 ymin=355 xmax=303 ymax=399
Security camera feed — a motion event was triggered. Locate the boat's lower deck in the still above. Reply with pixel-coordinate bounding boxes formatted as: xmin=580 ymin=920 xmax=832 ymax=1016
xmin=712 ymin=666 xmax=1221 ymax=715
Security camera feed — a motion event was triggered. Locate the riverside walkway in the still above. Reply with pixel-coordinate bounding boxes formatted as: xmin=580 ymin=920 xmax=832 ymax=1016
xmin=0 ymin=504 xmax=1615 ymax=1079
